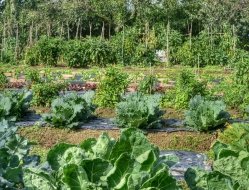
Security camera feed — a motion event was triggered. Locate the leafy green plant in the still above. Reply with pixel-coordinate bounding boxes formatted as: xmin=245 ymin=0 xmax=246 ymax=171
xmin=184 ymin=95 xmax=230 ymax=131
xmin=115 ymin=93 xmax=164 ymax=129
xmin=233 ymin=49 xmax=249 ymax=88
xmin=185 ymin=123 xmax=249 ymax=189
xmin=24 ymin=128 xmax=181 ymax=190
xmin=95 ymin=67 xmax=129 ymax=107
xmin=24 ymin=45 xmax=40 ymax=66
xmin=84 ymin=37 xmax=115 ymax=67
xmin=138 ymin=75 xmax=159 ymax=94
xmin=0 ymin=72 xmax=8 ymax=90
xmin=0 ymin=90 xmax=32 ymax=122
xmin=43 ymin=92 xmax=96 ymax=129
xmin=25 ymin=36 xmax=63 ymax=66
xmin=0 ymin=120 xmax=38 ymax=189
xmin=163 ymin=71 xmax=207 ymax=109
xmin=25 ymin=69 xmax=41 ymax=86
xmin=217 ymin=82 xmax=249 ymax=113
xmin=32 ymin=82 xmax=66 ymax=107
xmin=63 ymin=40 xmax=88 ymax=68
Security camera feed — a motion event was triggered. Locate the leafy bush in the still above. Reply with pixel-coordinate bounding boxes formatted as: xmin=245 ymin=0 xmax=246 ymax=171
xmin=138 ymin=75 xmax=159 ymax=94
xmin=184 ymin=95 xmax=230 ymax=131
xmin=0 ymin=38 xmax=16 ymax=64
xmin=0 ymin=90 xmax=32 ymax=121
xmin=43 ymin=92 xmax=96 ymax=129
xmin=95 ymin=67 xmax=129 ymax=107
xmin=163 ymin=71 xmax=207 ymax=109
xmin=32 ymin=82 xmax=66 ymax=107
xmin=24 ymin=128 xmax=181 ymax=189
xmin=63 ymin=40 xmax=88 ymax=68
xmin=25 ymin=36 xmax=63 ymax=66
xmin=25 ymin=69 xmax=41 ymax=86
xmin=24 ymin=45 xmax=40 ymax=66
xmin=176 ymin=29 xmax=233 ymax=67
xmin=185 ymin=123 xmax=249 ymax=189
xmin=110 ymin=27 xmax=139 ymax=65
xmin=0 ymin=72 xmax=8 ymax=90
xmin=0 ymin=120 xmax=37 ymax=189
xmin=132 ymin=44 xmax=156 ymax=66
xmin=115 ymin=93 xmax=164 ymax=129
xmin=233 ymin=49 xmax=249 ymax=88
xmin=216 ymin=82 xmax=249 ymax=113
xmin=85 ymin=37 xmax=115 ymax=67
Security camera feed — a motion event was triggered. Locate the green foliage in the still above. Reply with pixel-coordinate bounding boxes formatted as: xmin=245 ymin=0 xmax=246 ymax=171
xmin=138 ymin=75 xmax=158 ymax=94
xmin=0 ymin=72 xmax=8 ymax=90
xmin=31 ymin=82 xmax=66 ymax=107
xmin=163 ymin=71 xmax=207 ymax=109
xmin=25 ymin=69 xmax=41 ymax=86
xmin=0 ymin=38 xmax=16 ymax=64
xmin=0 ymin=120 xmax=33 ymax=189
xmin=115 ymin=93 xmax=164 ymax=129
xmin=185 ymin=123 xmax=249 ymax=189
xmin=24 ymin=45 xmax=40 ymax=66
xmin=218 ymin=82 xmax=249 ymax=113
xmin=184 ymin=95 xmax=230 ymax=131
xmin=0 ymin=90 xmax=32 ymax=122
xmin=233 ymin=49 xmax=249 ymax=88
xmin=43 ymin=92 xmax=96 ymax=129
xmin=110 ymin=27 xmax=139 ymax=65
xmin=63 ymin=40 xmax=88 ymax=68
xmin=24 ymin=128 xmax=181 ymax=189
xmin=176 ymin=29 xmax=234 ymax=67
xmin=132 ymin=44 xmax=156 ymax=66
xmin=85 ymin=37 xmax=115 ymax=67
xmin=25 ymin=36 xmax=62 ymax=66
xmin=95 ymin=67 xmax=129 ymax=107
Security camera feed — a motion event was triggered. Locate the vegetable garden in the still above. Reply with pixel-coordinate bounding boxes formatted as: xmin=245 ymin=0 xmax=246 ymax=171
xmin=1 ymin=0 xmax=249 ymax=189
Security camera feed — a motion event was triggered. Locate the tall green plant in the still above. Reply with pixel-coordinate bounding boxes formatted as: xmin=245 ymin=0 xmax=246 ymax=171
xmin=95 ymin=67 xmax=129 ymax=107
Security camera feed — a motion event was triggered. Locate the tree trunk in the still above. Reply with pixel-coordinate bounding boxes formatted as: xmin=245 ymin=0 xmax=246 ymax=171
xmin=76 ymin=18 xmax=81 ymax=39
xmin=89 ymin=22 xmax=92 ymax=37
xmin=101 ymin=21 xmax=105 ymax=38
xmin=60 ymin=22 xmax=64 ymax=38
xmin=29 ymin=20 xmax=33 ymax=46
xmin=67 ymin=21 xmax=70 ymax=40
xmin=15 ymin=23 xmax=19 ymax=62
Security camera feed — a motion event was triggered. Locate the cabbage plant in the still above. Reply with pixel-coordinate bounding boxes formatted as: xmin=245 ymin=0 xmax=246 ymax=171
xmin=115 ymin=93 xmax=164 ymax=129
xmin=43 ymin=91 xmax=96 ymax=129
xmin=0 ymin=90 xmax=32 ymax=121
xmin=24 ymin=128 xmax=181 ymax=190
xmin=185 ymin=123 xmax=249 ymax=189
xmin=184 ymin=95 xmax=230 ymax=131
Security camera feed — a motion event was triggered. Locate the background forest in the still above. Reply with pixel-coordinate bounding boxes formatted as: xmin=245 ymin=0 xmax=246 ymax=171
xmin=0 ymin=0 xmax=249 ymax=67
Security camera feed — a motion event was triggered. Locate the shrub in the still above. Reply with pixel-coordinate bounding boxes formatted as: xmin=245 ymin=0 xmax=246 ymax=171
xmin=63 ymin=40 xmax=87 ymax=68
xmin=25 ymin=36 xmax=63 ymax=66
xmin=24 ymin=128 xmax=181 ymax=189
xmin=218 ymin=82 xmax=249 ymax=113
xmin=138 ymin=75 xmax=159 ymax=94
xmin=233 ymin=49 xmax=249 ymax=88
xmin=110 ymin=27 xmax=139 ymax=65
xmin=95 ymin=67 xmax=129 ymax=107
xmin=115 ymin=93 xmax=164 ymax=129
xmin=25 ymin=69 xmax=41 ymax=86
xmin=163 ymin=71 xmax=207 ymax=109
xmin=24 ymin=45 xmax=39 ymax=66
xmin=0 ymin=72 xmax=8 ymax=90
xmin=184 ymin=95 xmax=230 ymax=131
xmin=43 ymin=91 xmax=96 ymax=129
xmin=32 ymin=82 xmax=66 ymax=107
xmin=0 ymin=90 xmax=32 ymax=121
xmin=185 ymin=123 xmax=249 ymax=189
